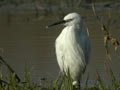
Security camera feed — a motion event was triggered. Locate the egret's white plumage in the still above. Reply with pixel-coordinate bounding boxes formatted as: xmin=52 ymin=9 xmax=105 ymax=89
xmin=47 ymin=12 xmax=91 ymax=87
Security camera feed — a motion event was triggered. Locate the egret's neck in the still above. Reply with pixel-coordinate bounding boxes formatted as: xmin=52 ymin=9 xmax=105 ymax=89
xmin=66 ymin=24 xmax=83 ymax=33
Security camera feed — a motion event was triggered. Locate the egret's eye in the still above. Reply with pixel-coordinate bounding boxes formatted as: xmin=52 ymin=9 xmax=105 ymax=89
xmin=66 ymin=19 xmax=73 ymax=22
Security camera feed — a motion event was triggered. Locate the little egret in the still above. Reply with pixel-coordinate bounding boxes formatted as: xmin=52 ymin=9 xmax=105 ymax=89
xmin=47 ymin=12 xmax=91 ymax=88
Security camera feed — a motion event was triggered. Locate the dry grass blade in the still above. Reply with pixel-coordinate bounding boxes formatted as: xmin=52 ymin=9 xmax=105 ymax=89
xmin=0 ymin=56 xmax=20 ymax=82
xmin=104 ymin=34 xmax=111 ymax=60
xmin=92 ymin=3 xmax=120 ymax=60
xmin=92 ymin=4 xmax=101 ymax=25
xmin=0 ymin=80 xmax=9 ymax=85
xmin=96 ymin=72 xmax=105 ymax=90
xmin=104 ymin=60 xmax=110 ymax=80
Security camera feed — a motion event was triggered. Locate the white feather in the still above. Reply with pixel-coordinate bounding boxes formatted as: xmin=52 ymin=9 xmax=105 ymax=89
xmin=55 ymin=12 xmax=91 ymax=86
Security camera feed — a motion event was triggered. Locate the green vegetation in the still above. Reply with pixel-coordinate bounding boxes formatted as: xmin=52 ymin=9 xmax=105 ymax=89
xmin=0 ymin=59 xmax=120 ymax=90
xmin=0 ymin=55 xmax=120 ymax=90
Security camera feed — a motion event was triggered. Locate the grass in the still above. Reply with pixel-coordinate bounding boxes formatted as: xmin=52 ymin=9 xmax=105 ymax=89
xmin=0 ymin=67 xmax=120 ymax=90
xmin=0 ymin=55 xmax=120 ymax=90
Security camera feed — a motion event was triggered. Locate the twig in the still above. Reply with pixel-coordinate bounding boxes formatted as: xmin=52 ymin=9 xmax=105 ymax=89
xmin=0 ymin=56 xmax=20 ymax=82
xmin=0 ymin=79 xmax=9 ymax=85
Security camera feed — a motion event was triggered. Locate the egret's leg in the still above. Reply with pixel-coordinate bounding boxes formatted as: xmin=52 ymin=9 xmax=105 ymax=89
xmin=57 ymin=71 xmax=62 ymax=78
xmin=78 ymin=80 xmax=81 ymax=89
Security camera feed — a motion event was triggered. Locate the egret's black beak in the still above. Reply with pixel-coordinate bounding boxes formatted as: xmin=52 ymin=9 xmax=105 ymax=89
xmin=46 ymin=20 xmax=66 ymax=28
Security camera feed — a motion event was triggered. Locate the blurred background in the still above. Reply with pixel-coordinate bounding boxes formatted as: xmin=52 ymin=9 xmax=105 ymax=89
xmin=0 ymin=0 xmax=120 ymax=86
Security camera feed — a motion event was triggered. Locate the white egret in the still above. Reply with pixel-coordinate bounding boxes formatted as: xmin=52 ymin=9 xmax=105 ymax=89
xmin=47 ymin=12 xmax=91 ymax=88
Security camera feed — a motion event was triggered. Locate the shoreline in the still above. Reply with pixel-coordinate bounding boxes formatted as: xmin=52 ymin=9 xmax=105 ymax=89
xmin=0 ymin=1 xmax=119 ymax=13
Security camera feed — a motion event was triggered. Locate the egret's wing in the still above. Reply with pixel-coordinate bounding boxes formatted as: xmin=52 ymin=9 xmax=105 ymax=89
xmin=75 ymin=28 xmax=90 ymax=64
xmin=86 ymin=27 xmax=89 ymax=37
xmin=80 ymin=31 xmax=91 ymax=64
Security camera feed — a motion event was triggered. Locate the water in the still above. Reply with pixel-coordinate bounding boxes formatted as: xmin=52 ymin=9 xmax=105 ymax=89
xmin=0 ymin=8 xmax=120 ymax=85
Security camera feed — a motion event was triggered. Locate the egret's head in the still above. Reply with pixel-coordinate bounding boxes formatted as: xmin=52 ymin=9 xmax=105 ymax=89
xmin=46 ymin=12 xmax=83 ymax=28
xmin=63 ymin=13 xmax=83 ymax=26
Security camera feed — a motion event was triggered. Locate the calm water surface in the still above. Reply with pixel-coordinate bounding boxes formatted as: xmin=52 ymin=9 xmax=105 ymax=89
xmin=0 ymin=8 xmax=120 ymax=84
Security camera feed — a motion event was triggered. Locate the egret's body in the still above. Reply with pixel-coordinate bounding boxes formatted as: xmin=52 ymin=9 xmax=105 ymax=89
xmin=47 ymin=12 xmax=91 ymax=87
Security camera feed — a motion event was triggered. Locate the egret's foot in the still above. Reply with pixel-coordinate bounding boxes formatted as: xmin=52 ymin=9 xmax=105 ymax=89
xmin=73 ymin=81 xmax=81 ymax=90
